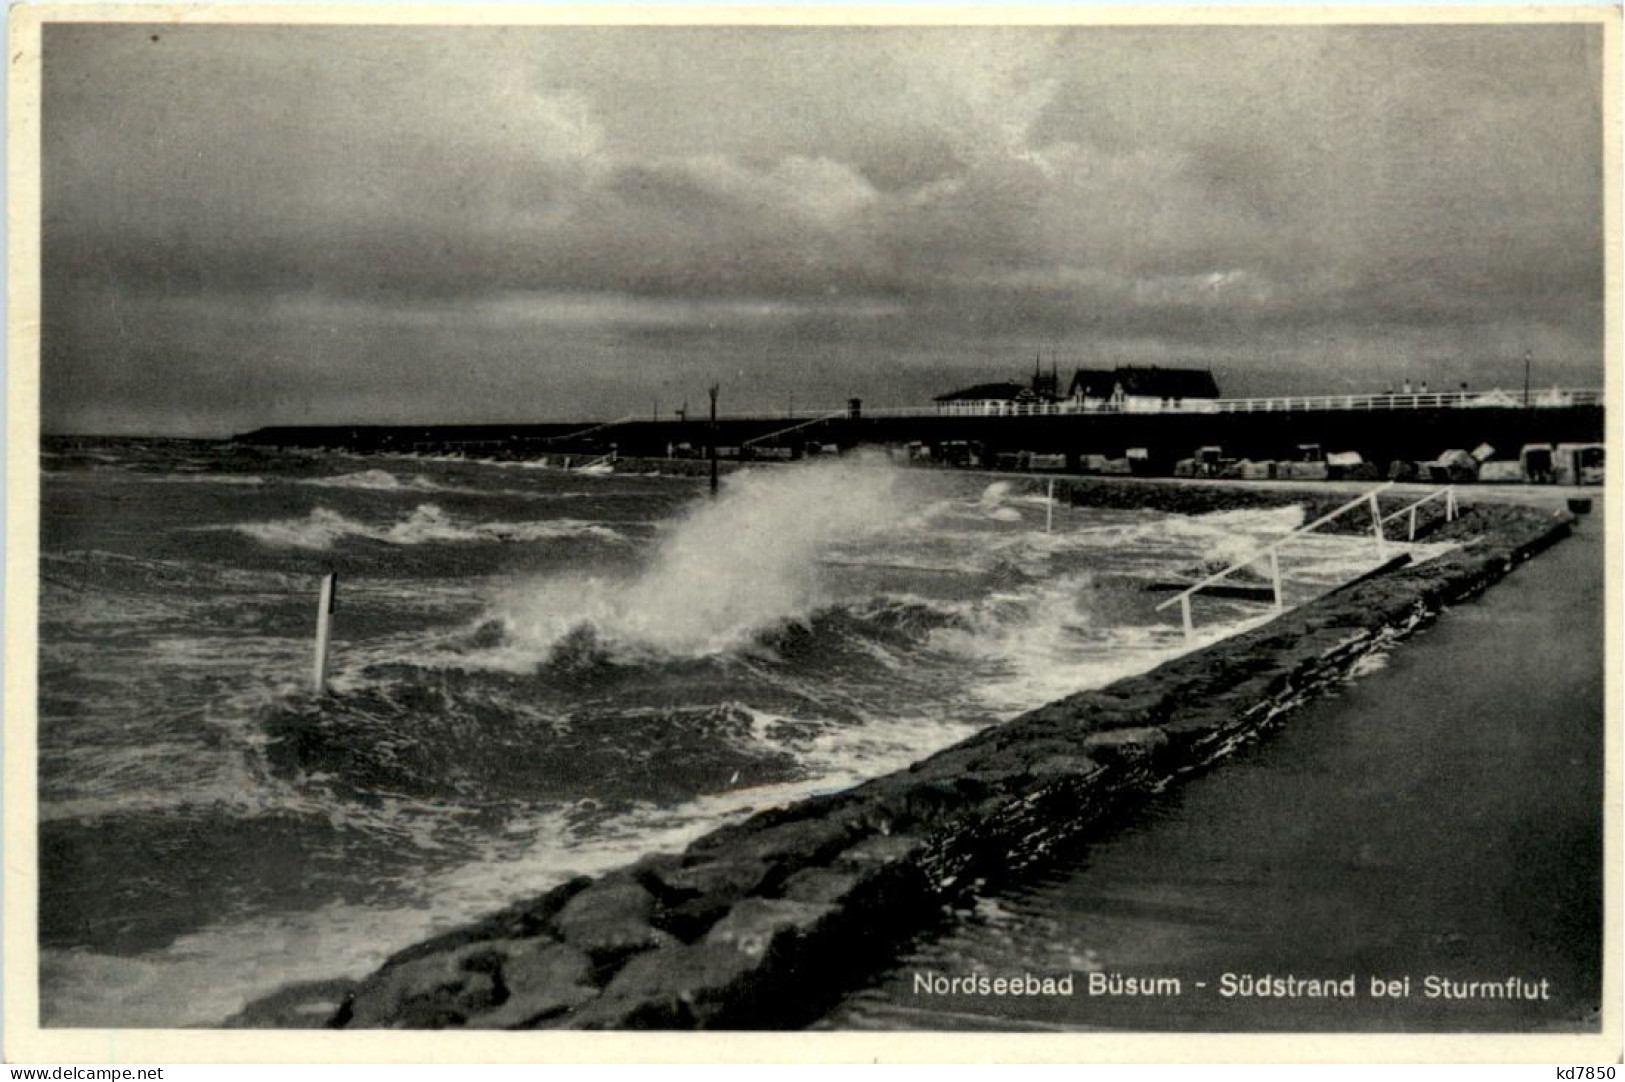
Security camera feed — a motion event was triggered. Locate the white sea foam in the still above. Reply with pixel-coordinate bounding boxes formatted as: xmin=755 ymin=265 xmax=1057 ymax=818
xmin=732 ymin=704 xmax=986 ymax=785
xmin=490 ymin=455 xmax=914 ymax=659
xmin=300 ymin=469 xmax=446 ymax=493
xmin=304 ymin=465 xmax=624 ymax=500
xmin=917 ymin=571 xmax=1240 ymax=712
xmin=146 ymin=473 xmax=268 ymax=486
xmin=42 ymin=470 xmax=269 ymax=485
xmin=228 ymin=504 xmax=624 ymax=550
xmin=979 ymin=480 xmax=1014 ymax=506
xmin=919 ymin=480 xmax=1031 ymax=524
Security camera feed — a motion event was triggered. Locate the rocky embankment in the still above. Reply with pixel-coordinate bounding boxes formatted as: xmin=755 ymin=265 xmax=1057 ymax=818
xmin=228 ymin=487 xmax=1574 ymax=1030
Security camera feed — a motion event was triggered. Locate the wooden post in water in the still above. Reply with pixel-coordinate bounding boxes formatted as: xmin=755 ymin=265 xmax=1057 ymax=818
xmin=312 ymin=571 xmax=337 ymax=693
xmin=1269 ymin=550 xmax=1283 ymax=611
xmin=1179 ymin=594 xmax=1194 ymax=640
xmin=708 ymin=383 xmax=720 ymax=497
xmin=1408 ymin=505 xmax=1419 ymax=542
xmin=1045 ymin=478 xmax=1055 ymax=533
xmin=1368 ymin=491 xmax=1387 ymax=557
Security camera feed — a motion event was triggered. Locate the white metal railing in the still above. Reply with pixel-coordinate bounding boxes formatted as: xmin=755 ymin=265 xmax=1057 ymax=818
xmin=1213 ymin=389 xmax=1603 ymax=413
xmin=505 ymin=388 xmax=1601 ymax=437
xmin=1154 ymin=483 xmax=1396 ymax=640
xmin=699 ymin=387 xmax=1601 ymax=424
xmin=1379 ymin=487 xmax=1458 ymax=542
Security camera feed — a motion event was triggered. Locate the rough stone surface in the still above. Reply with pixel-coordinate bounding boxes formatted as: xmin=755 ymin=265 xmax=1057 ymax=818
xmin=376 ymin=876 xmax=590 ymax=971
xmin=1081 ymin=726 xmax=1170 ymax=759
xmin=704 ymin=897 xmax=836 ymax=960
xmin=1027 ymin=753 xmax=1102 ymax=780
xmin=643 ymin=857 xmax=774 ymax=941
xmin=260 ymin=492 xmax=1573 ymax=1033
xmin=224 ymin=979 xmax=358 ymax=1029
xmin=466 ymin=942 xmax=597 ymax=1029
xmin=777 ymin=867 xmax=862 ymax=905
xmin=569 ymin=941 xmax=762 ymax=1029
xmin=342 ymin=942 xmax=504 ymax=1029
xmin=831 ymin=832 xmax=928 ymax=872
xmin=647 ymin=856 xmax=771 ymax=902
xmin=553 ymin=878 xmax=671 ymax=963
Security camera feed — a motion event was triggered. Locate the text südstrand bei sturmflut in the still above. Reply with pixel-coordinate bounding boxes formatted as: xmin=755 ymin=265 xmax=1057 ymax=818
xmin=911 ymin=972 xmax=1556 ymax=1000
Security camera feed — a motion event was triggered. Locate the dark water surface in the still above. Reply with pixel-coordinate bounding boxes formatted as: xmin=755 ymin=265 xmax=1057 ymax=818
xmin=825 ymin=518 xmax=1604 ymax=1032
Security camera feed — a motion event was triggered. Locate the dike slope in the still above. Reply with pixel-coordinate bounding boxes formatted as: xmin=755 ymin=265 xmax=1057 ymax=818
xmin=227 ymin=485 xmax=1577 ymax=1031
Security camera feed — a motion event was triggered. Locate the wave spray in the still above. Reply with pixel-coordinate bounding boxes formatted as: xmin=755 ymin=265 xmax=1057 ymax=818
xmin=493 ymin=455 xmax=912 ymax=659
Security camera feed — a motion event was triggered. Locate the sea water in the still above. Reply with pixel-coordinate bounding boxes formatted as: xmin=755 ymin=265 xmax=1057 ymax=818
xmin=36 ymin=438 xmax=1422 ymax=1026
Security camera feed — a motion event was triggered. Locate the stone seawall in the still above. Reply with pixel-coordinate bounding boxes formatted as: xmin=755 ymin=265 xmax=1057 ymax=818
xmin=228 ymin=491 xmax=1575 ymax=1031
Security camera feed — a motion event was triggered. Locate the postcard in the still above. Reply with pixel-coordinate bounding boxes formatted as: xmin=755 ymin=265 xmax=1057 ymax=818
xmin=6 ymin=3 xmax=1619 ymax=1064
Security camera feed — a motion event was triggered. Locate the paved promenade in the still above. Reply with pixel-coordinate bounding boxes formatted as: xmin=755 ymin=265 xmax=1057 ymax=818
xmin=827 ymin=500 xmax=1607 ymax=1032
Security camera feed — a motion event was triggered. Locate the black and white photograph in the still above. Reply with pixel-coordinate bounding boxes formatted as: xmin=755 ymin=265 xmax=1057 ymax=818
xmin=6 ymin=5 xmax=1618 ymax=1061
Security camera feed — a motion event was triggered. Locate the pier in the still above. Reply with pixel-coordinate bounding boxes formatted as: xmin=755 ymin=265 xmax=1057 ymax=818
xmin=235 ymin=393 xmax=1604 ymax=485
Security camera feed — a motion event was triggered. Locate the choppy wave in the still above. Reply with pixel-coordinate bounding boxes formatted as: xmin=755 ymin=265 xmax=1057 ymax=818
xmin=349 ymin=451 xmax=564 ymax=472
xmin=300 ymin=469 xmax=447 ymax=493
xmin=226 ymin=504 xmax=625 ymax=550
xmin=303 ymin=466 xmax=626 ymax=501
xmin=42 ymin=469 xmax=270 ymax=486
xmin=148 ymin=473 xmax=268 ymax=486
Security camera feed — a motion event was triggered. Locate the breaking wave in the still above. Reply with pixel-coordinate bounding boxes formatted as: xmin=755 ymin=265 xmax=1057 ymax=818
xmin=299 ymin=469 xmax=447 ymax=493
xmin=488 ymin=456 xmax=913 ymax=659
xmin=229 ymin=504 xmax=624 ymax=550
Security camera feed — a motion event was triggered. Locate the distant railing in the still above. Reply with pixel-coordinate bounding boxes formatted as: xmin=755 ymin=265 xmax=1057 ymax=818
xmin=568 ymin=451 xmax=617 ymax=471
xmin=706 ymin=388 xmax=1602 ymax=424
xmin=1212 ymin=389 xmax=1603 ymax=413
xmin=1154 ymin=483 xmax=1396 ymax=640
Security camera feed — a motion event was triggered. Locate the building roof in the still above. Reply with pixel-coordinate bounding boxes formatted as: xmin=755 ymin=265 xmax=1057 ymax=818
xmin=1112 ymin=366 xmax=1221 ymax=399
xmin=1068 ymin=369 xmax=1117 ymax=399
xmin=937 ymin=365 xmax=1221 ymax=405
xmin=934 ymin=381 xmax=1032 ymax=403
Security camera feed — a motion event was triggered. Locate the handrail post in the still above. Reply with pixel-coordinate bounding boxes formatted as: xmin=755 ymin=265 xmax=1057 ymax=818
xmin=312 ymin=571 xmax=336 ymax=694
xmin=1446 ymin=488 xmax=1457 ymax=521
xmin=1045 ymin=478 xmax=1055 ymax=534
xmin=1369 ymin=491 xmax=1387 ymax=557
xmin=1408 ymin=505 xmax=1418 ymax=542
xmin=1180 ymin=595 xmax=1194 ymax=640
xmin=1269 ymin=550 xmax=1283 ymax=611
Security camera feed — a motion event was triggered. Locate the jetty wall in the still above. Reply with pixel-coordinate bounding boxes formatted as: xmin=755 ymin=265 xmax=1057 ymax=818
xmin=235 ymin=405 xmax=1603 ymax=477
xmin=227 ymin=490 xmax=1576 ymax=1030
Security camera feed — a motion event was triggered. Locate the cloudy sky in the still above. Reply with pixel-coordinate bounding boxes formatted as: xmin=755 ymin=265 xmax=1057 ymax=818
xmin=41 ymin=21 xmax=1605 ymax=435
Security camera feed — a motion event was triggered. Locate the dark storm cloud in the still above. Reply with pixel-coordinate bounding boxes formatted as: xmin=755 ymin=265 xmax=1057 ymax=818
xmin=40 ymin=22 xmax=1605 ymax=433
